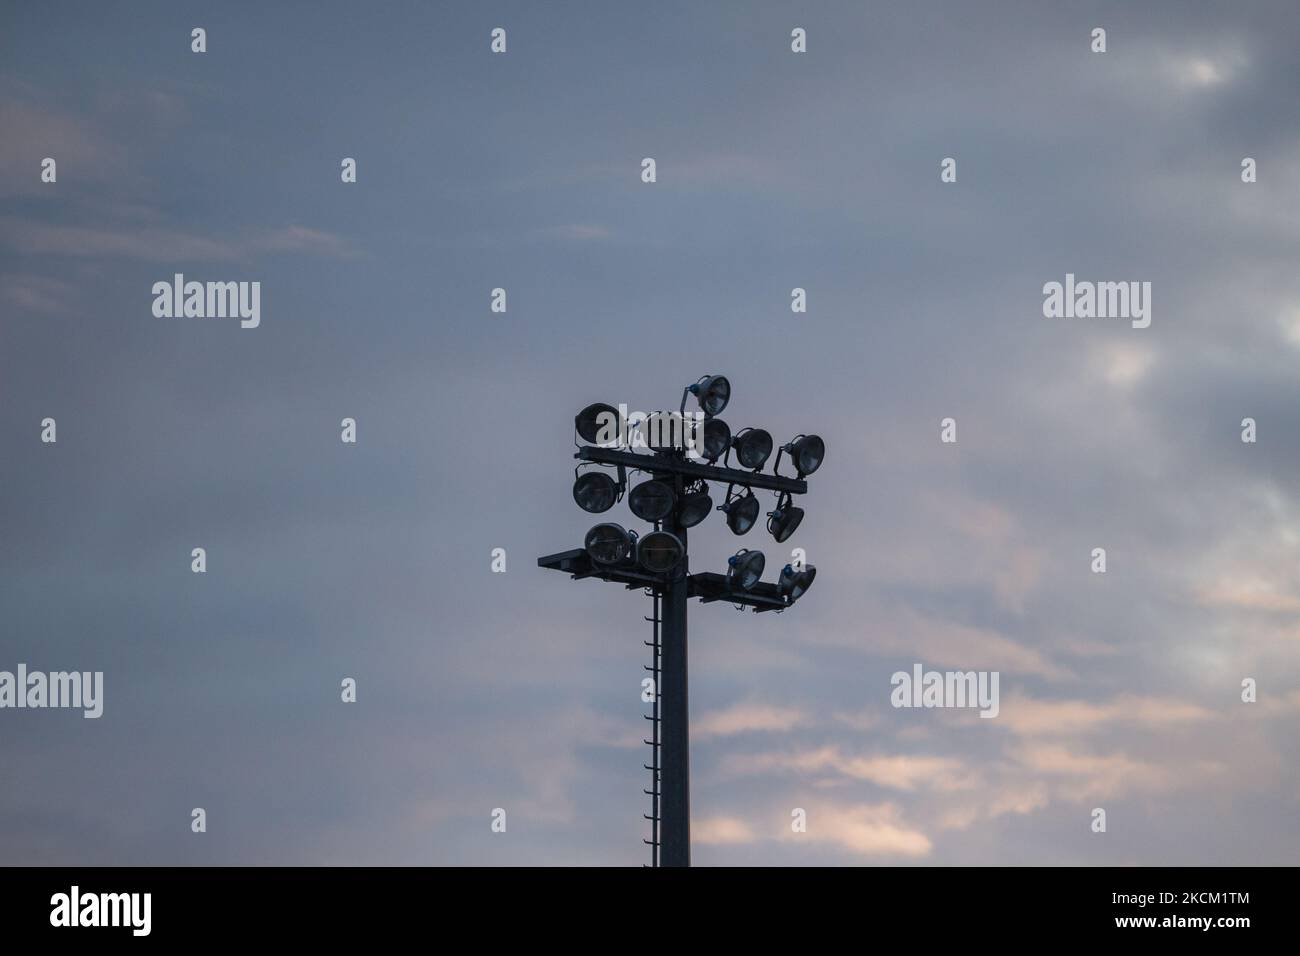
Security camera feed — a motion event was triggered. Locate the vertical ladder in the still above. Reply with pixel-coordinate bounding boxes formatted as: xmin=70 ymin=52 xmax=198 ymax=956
xmin=642 ymin=590 xmax=661 ymax=867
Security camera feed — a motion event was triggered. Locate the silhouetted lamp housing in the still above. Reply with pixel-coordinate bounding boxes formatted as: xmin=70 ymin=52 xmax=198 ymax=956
xmin=638 ymin=531 xmax=685 ymax=573
xmin=782 ymin=434 xmax=825 ymax=477
xmin=628 ymin=479 xmax=676 ymax=522
xmin=585 ymin=523 xmax=633 ymax=565
xmin=689 ymin=374 xmax=731 ymax=418
xmin=731 ymin=427 xmax=773 ymax=470
xmin=727 ymin=548 xmax=766 ymax=590
xmin=766 ymin=493 xmax=804 ymax=543
xmin=575 ymin=402 xmax=620 ymax=444
xmin=572 ymin=471 xmax=618 ymax=513
xmin=642 ymin=411 xmax=681 ymax=452
xmin=778 ymin=563 xmax=817 ymax=602
xmin=720 ymin=488 xmax=760 ymax=535
xmin=676 ymin=485 xmax=714 ymax=528
xmin=696 ymin=418 xmax=731 ymax=463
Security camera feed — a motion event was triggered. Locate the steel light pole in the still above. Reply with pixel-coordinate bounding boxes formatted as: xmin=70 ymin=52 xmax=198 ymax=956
xmin=538 ymin=377 xmax=822 ymax=867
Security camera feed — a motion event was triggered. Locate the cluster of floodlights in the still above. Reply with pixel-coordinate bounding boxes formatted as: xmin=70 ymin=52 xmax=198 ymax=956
xmin=727 ymin=548 xmax=818 ymax=603
xmin=570 ymin=374 xmax=822 ymax=604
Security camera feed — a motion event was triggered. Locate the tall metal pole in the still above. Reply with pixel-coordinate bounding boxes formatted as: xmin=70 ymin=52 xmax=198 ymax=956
xmin=543 ymin=389 xmax=818 ymax=866
xmin=659 ymin=467 xmax=691 ymax=867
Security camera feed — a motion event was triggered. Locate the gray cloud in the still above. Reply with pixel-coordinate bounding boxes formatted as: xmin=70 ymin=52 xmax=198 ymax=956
xmin=2 ymin=0 xmax=1298 ymax=865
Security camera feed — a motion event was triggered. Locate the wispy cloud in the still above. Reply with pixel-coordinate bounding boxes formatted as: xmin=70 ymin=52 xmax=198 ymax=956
xmin=694 ymin=816 xmax=756 ymax=845
xmin=782 ymin=802 xmax=933 ymax=858
xmin=0 ymin=89 xmax=126 ymax=197
xmin=1195 ymin=578 xmax=1300 ymax=613
xmin=877 ymin=611 xmax=1070 ymax=681
xmin=723 ymin=746 xmax=977 ymax=793
xmin=0 ymin=273 xmax=79 ymax=315
xmin=1008 ymin=743 xmax=1224 ymax=800
xmin=696 ymin=702 xmax=810 ymax=739
xmin=996 ymin=694 xmax=1217 ymax=737
xmin=0 ymin=217 xmax=356 ymax=262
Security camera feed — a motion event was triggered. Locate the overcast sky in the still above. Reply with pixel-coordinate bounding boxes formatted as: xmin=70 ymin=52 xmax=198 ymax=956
xmin=3 ymin=0 xmax=1299 ymax=865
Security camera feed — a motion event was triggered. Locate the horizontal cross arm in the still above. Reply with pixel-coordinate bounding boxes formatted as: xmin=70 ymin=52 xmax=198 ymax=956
xmin=574 ymin=446 xmax=808 ymax=495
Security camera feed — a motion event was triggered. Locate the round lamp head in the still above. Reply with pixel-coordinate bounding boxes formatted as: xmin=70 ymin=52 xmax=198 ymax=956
xmin=695 ymin=418 xmax=731 ymax=463
xmin=727 ymin=548 xmax=766 ymax=590
xmin=722 ymin=489 xmax=760 ymax=535
xmin=778 ymin=563 xmax=817 ymax=602
xmin=572 ymin=472 xmax=617 ymax=514
xmin=585 ymin=523 xmax=632 ymax=565
xmin=785 ymin=434 xmax=825 ymax=476
xmin=677 ymin=487 xmax=714 ymax=528
xmin=642 ymin=411 xmax=682 ymax=453
xmin=767 ymin=496 xmax=804 ymax=543
xmin=575 ymin=403 xmax=620 ymax=445
xmin=637 ymin=531 xmax=684 ymax=573
xmin=628 ymin=480 xmax=676 ymax=522
xmin=690 ymin=374 xmax=731 ymax=418
xmin=732 ymin=428 xmax=773 ymax=470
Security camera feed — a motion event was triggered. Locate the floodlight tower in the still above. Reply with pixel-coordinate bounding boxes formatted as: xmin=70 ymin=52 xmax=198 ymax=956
xmin=538 ymin=376 xmax=823 ymax=867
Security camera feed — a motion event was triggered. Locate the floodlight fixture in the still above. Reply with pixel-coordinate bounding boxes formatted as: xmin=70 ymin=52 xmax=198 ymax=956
xmin=677 ymin=484 xmax=714 ymax=528
xmin=731 ymin=427 xmax=773 ymax=471
xmin=778 ymin=563 xmax=817 ymax=602
xmin=726 ymin=548 xmax=766 ymax=590
xmin=779 ymin=434 xmax=825 ymax=477
xmin=585 ymin=523 xmax=634 ymax=565
xmin=638 ymin=530 xmax=685 ymax=573
xmin=688 ymin=374 xmax=731 ymax=418
xmin=573 ymin=471 xmax=618 ymax=513
xmin=642 ymin=411 xmax=685 ymax=453
xmin=576 ymin=402 xmax=620 ymax=445
xmin=696 ymin=418 xmax=731 ymax=463
xmin=719 ymin=485 xmax=760 ymax=535
xmin=766 ymin=493 xmax=804 ymax=543
xmin=628 ymin=479 xmax=676 ymax=522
